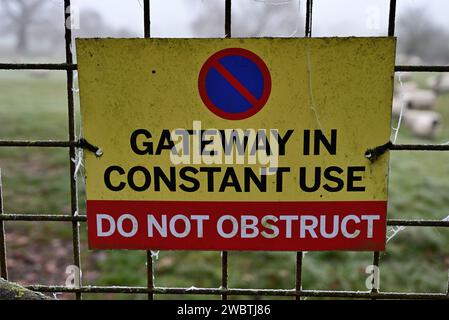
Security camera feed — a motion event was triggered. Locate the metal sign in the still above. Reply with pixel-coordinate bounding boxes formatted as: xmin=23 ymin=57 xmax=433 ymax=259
xmin=76 ymin=38 xmax=396 ymax=251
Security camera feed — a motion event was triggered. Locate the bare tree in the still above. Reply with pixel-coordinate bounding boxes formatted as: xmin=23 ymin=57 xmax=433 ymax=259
xmin=0 ymin=0 xmax=53 ymax=54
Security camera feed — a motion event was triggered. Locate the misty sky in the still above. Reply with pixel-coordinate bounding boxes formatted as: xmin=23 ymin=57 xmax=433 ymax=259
xmin=70 ymin=0 xmax=449 ymax=37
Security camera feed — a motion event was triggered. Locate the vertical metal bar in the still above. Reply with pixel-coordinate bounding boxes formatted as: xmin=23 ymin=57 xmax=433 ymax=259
xmin=0 ymin=169 xmax=8 ymax=280
xmin=225 ymin=0 xmax=232 ymax=38
xmin=298 ymin=0 xmax=312 ymax=300
xmin=64 ymin=0 xmax=82 ymax=300
xmin=446 ymin=269 xmax=449 ymax=298
xmin=146 ymin=251 xmax=154 ymax=300
xmin=144 ymin=0 xmax=151 ymax=38
xmin=295 ymin=252 xmax=303 ymax=300
xmin=221 ymin=251 xmax=228 ymax=300
xmin=143 ymin=0 xmax=154 ymax=301
xmin=388 ymin=0 xmax=397 ymax=36
xmin=371 ymin=251 xmax=380 ymax=299
xmin=222 ymin=0 xmax=231 ymax=301
xmin=305 ymin=0 xmax=313 ymax=38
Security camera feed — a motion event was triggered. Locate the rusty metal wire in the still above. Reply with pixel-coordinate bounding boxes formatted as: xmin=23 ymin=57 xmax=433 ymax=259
xmin=0 ymin=0 xmax=448 ymax=300
xmin=0 ymin=170 xmax=7 ymax=280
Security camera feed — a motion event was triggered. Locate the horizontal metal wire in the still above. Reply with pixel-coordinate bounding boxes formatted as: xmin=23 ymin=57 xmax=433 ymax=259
xmin=0 ymin=214 xmax=448 ymax=227
xmin=0 ymin=140 xmax=74 ymax=147
xmin=24 ymin=284 xmax=449 ymax=299
xmin=391 ymin=144 xmax=449 ymax=151
xmin=395 ymin=65 xmax=449 ymax=72
xmin=0 ymin=63 xmax=77 ymax=70
xmin=2 ymin=139 xmax=449 ymax=152
xmin=0 ymin=214 xmax=87 ymax=222
xmin=1 ymin=63 xmax=449 ymax=73
xmin=388 ymin=219 xmax=449 ymax=227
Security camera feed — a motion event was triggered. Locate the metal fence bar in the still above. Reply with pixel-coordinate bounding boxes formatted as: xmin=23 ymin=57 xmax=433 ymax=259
xmin=296 ymin=0 xmax=314 ymax=300
xmin=0 ymin=214 xmax=87 ymax=222
xmin=0 ymin=140 xmax=73 ymax=148
xmin=305 ymin=0 xmax=313 ymax=38
xmin=144 ymin=0 xmax=151 ymax=38
xmin=1 ymin=215 xmax=448 ymax=227
xmin=295 ymin=252 xmax=303 ymax=300
xmin=0 ymin=63 xmax=77 ymax=70
xmin=225 ymin=0 xmax=232 ymax=38
xmin=143 ymin=0 xmax=155 ymax=301
xmin=146 ymin=251 xmax=154 ymax=300
xmin=221 ymin=251 xmax=228 ymax=300
xmin=396 ymin=65 xmax=449 ymax=72
xmin=64 ymin=0 xmax=82 ymax=301
xmin=371 ymin=251 xmax=380 ymax=299
xmin=5 ymin=140 xmax=449 ymax=154
xmin=390 ymin=144 xmax=449 ymax=151
xmin=5 ymin=140 xmax=449 ymax=150
xmin=23 ymin=284 xmax=449 ymax=299
xmin=3 ymin=63 xmax=449 ymax=73
xmin=388 ymin=0 xmax=397 ymax=37
xmin=447 ymin=270 xmax=449 ymax=298
xmin=221 ymin=0 xmax=232 ymax=301
xmin=387 ymin=219 xmax=449 ymax=227
xmin=370 ymin=0 xmax=394 ymax=299
xmin=0 ymin=170 xmax=8 ymax=280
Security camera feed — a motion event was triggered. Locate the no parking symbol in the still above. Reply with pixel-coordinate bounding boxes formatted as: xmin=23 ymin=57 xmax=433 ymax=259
xmin=198 ymin=48 xmax=272 ymax=120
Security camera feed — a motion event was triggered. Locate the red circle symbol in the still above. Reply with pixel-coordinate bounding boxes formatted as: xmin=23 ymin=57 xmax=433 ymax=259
xmin=198 ymin=48 xmax=272 ymax=120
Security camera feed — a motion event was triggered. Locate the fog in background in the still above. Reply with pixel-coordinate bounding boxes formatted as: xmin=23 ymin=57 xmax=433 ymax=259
xmin=1 ymin=0 xmax=449 ymax=64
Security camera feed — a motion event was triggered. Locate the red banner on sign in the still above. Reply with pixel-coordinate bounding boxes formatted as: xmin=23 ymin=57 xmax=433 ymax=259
xmin=87 ymin=200 xmax=387 ymax=251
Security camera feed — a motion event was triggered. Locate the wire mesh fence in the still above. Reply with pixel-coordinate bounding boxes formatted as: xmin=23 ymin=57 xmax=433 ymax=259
xmin=0 ymin=0 xmax=448 ymax=300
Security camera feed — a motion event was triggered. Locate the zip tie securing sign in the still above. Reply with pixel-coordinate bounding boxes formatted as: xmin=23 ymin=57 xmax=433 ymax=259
xmin=77 ymin=138 xmax=103 ymax=157
xmin=365 ymin=141 xmax=393 ymax=163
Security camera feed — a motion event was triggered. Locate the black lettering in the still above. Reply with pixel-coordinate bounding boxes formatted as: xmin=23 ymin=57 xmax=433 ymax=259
xmin=276 ymin=129 xmax=294 ymax=156
xmin=219 ymin=167 xmax=242 ymax=192
xmin=244 ymin=167 xmax=267 ymax=192
xmin=252 ymin=131 xmax=271 ymax=155
xmin=323 ymin=166 xmax=344 ymax=192
xmin=179 ymin=167 xmax=200 ymax=192
xmin=130 ymin=129 xmax=152 ymax=155
xmin=347 ymin=166 xmax=365 ymax=191
xmin=104 ymin=166 xmax=126 ymax=191
xmin=219 ymin=130 xmax=249 ymax=154
xmin=303 ymin=130 xmax=311 ymax=155
xmin=299 ymin=167 xmax=321 ymax=192
xmin=314 ymin=129 xmax=337 ymax=155
xmin=199 ymin=167 xmax=221 ymax=192
xmin=276 ymin=167 xmax=290 ymax=192
xmin=156 ymin=130 xmax=175 ymax=155
xmin=154 ymin=167 xmax=176 ymax=191
xmin=128 ymin=166 xmax=151 ymax=191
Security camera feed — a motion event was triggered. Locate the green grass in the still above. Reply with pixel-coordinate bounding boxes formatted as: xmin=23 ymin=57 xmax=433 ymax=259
xmin=1 ymin=72 xmax=449 ymax=299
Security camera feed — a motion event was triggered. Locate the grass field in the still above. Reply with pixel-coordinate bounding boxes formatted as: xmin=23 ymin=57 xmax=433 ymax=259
xmin=0 ymin=71 xmax=448 ymax=299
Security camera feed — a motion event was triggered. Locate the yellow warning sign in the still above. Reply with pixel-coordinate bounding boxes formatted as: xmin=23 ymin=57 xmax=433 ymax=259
xmin=76 ymin=38 xmax=395 ymax=251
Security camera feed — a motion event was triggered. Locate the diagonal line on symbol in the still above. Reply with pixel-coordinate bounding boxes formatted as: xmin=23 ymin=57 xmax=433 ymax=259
xmin=212 ymin=61 xmax=260 ymax=107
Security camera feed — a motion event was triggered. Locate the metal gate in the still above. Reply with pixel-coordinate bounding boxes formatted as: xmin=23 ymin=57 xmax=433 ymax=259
xmin=0 ymin=0 xmax=448 ymax=300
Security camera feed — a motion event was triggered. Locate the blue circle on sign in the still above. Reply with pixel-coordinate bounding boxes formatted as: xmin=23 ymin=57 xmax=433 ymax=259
xmin=198 ymin=48 xmax=272 ymax=120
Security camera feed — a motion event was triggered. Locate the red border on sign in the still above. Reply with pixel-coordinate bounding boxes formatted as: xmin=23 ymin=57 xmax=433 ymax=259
xmin=198 ymin=48 xmax=272 ymax=120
